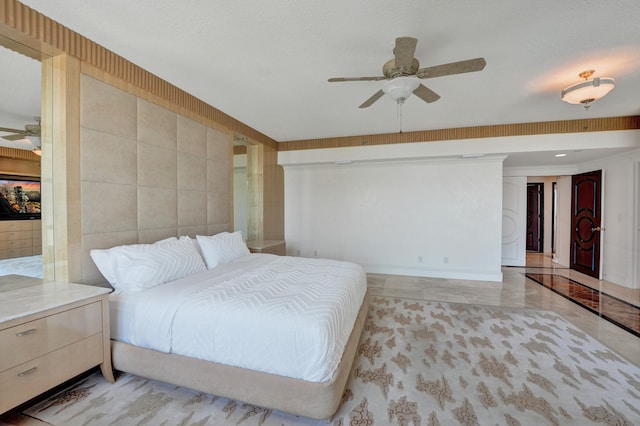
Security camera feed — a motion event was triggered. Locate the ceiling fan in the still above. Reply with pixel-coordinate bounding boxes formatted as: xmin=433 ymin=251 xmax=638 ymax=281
xmin=0 ymin=119 xmax=42 ymax=154
xmin=328 ymin=37 xmax=486 ymax=109
xmin=0 ymin=121 xmax=41 ymax=141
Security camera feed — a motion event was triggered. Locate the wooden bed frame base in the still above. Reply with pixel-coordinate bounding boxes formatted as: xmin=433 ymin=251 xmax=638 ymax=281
xmin=110 ymin=293 xmax=370 ymax=420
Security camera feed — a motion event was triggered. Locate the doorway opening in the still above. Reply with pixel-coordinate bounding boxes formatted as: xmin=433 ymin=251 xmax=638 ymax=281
xmin=526 ymin=183 xmax=544 ymax=253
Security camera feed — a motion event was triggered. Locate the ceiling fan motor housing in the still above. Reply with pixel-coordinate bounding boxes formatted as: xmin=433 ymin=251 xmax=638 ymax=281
xmin=383 ymin=58 xmax=420 ymax=79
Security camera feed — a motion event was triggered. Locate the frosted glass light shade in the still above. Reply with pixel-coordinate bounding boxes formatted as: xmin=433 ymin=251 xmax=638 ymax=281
xmin=561 ymin=77 xmax=615 ymax=105
xmin=383 ymin=76 xmax=420 ymax=101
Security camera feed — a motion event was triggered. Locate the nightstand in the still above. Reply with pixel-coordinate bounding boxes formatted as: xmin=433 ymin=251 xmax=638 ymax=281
xmin=246 ymin=240 xmax=286 ymax=256
xmin=0 ymin=282 xmax=114 ymax=414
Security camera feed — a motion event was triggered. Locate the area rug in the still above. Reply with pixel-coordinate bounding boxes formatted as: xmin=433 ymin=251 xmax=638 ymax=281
xmin=24 ymin=296 xmax=640 ymax=425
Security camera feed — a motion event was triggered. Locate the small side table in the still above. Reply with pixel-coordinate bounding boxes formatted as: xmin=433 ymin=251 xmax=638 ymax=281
xmin=246 ymin=240 xmax=286 ymax=256
xmin=0 ymin=281 xmax=114 ymax=414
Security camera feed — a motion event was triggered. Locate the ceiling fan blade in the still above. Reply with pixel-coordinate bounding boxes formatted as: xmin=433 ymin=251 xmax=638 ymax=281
xmin=416 ymin=57 xmax=486 ymax=79
xmin=413 ymin=84 xmax=441 ymax=103
xmin=328 ymin=76 xmax=386 ymax=82
xmin=393 ymin=37 xmax=418 ymax=69
xmin=359 ymin=90 xmax=385 ymax=108
xmin=2 ymin=134 xmax=27 ymax=141
xmin=0 ymin=126 xmax=25 ymax=134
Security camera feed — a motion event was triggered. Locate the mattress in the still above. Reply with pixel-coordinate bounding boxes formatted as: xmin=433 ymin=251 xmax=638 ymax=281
xmin=109 ymin=253 xmax=367 ymax=383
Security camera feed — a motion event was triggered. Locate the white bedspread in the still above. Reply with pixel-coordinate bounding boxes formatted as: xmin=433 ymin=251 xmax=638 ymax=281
xmin=109 ymin=254 xmax=367 ymax=382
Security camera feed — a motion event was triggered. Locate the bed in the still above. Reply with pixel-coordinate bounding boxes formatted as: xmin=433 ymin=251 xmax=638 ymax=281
xmin=91 ymin=232 xmax=369 ymax=420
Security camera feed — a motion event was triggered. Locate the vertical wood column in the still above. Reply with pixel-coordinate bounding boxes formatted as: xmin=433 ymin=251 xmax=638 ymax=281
xmin=46 ymin=53 xmax=81 ymax=282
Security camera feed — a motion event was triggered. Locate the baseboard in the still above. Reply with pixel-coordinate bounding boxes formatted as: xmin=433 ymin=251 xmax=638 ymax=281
xmin=363 ymin=265 xmax=503 ymax=284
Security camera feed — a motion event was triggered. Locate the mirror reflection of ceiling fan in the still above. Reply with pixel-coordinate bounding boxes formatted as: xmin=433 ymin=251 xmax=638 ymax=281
xmin=328 ymin=37 xmax=486 ymax=108
xmin=0 ymin=118 xmax=42 ymax=155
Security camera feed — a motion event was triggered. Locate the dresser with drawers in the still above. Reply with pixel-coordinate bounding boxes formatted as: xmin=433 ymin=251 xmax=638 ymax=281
xmin=0 ymin=220 xmax=41 ymax=259
xmin=0 ymin=281 xmax=113 ymax=414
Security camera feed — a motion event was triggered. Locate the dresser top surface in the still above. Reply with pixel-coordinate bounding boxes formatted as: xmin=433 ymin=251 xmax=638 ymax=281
xmin=0 ymin=281 xmax=110 ymax=324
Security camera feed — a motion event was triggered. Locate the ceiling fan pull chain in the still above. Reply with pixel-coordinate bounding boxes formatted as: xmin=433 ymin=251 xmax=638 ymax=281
xmin=397 ymin=99 xmax=404 ymax=133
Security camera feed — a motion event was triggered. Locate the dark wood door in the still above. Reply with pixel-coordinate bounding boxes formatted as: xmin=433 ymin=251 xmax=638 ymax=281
xmin=526 ymin=183 xmax=543 ymax=252
xmin=570 ymin=170 xmax=602 ymax=278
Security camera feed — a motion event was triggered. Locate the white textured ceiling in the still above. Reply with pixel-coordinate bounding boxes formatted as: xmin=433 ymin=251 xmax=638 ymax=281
xmin=3 ymin=1 xmax=640 ymax=161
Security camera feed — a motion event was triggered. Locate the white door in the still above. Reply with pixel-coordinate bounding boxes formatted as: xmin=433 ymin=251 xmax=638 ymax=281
xmin=502 ymin=176 xmax=527 ymax=266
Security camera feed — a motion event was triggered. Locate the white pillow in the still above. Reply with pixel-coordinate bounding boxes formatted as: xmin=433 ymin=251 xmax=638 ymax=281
xmin=109 ymin=237 xmax=206 ymax=293
xmin=179 ymin=235 xmax=203 ymax=257
xmin=90 ymin=236 xmax=208 ymax=292
xmin=90 ymin=249 xmax=118 ymax=285
xmin=196 ymin=231 xmax=250 ymax=269
xmin=90 ymin=237 xmax=178 ymax=287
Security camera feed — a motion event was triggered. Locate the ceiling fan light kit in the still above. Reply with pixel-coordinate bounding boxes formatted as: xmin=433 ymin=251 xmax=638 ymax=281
xmin=382 ymin=76 xmax=420 ymax=103
xmin=561 ymin=70 xmax=615 ymax=109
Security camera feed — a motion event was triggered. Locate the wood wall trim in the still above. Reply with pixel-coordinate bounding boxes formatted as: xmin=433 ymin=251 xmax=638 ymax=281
xmin=0 ymin=0 xmax=278 ymax=150
xmin=278 ymin=116 xmax=640 ymax=152
xmin=0 ymin=146 xmax=41 ymax=161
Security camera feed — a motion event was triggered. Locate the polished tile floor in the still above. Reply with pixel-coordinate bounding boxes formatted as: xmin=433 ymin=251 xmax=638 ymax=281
xmin=2 ymin=253 xmax=639 ymax=424
xmin=525 ymin=273 xmax=640 ymax=337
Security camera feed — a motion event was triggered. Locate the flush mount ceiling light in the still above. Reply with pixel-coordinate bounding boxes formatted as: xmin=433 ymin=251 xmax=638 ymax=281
xmin=561 ymin=70 xmax=615 ymax=109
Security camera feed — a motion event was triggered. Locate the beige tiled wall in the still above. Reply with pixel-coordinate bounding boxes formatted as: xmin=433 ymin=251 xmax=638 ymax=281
xmin=80 ymin=75 xmax=231 ymax=284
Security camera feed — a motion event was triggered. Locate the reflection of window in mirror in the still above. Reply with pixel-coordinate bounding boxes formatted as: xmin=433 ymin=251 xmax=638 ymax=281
xmin=233 ymin=144 xmax=248 ymax=239
xmin=233 ymin=134 xmax=264 ymax=242
xmin=0 ymin=37 xmax=48 ymax=286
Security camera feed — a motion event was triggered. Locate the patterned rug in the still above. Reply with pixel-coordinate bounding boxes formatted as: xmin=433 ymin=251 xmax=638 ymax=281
xmin=24 ymin=296 xmax=640 ymax=425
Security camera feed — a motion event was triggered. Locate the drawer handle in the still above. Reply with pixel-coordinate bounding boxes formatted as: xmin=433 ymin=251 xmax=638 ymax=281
xmin=16 ymin=328 xmax=37 ymax=337
xmin=17 ymin=367 xmax=38 ymax=377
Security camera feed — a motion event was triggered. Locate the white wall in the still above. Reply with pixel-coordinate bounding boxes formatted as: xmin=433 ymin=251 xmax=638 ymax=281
xmin=283 ymin=156 xmax=504 ymax=282
xmin=280 ymin=130 xmax=640 ymax=287
xmin=579 ymin=148 xmax=640 ymax=287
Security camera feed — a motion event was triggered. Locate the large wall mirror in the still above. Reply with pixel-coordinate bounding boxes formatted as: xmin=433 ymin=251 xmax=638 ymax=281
xmin=0 ymin=34 xmax=54 ymax=286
